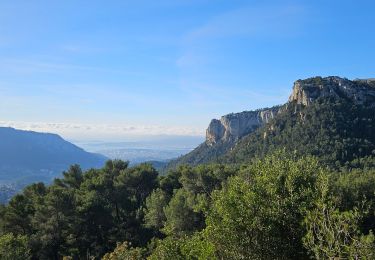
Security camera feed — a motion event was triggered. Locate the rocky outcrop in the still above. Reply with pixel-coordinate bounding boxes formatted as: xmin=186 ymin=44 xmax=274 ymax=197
xmin=206 ymin=107 xmax=279 ymax=145
xmin=168 ymin=75 xmax=375 ymax=169
xmin=206 ymin=76 xmax=375 ymax=146
xmin=289 ymin=76 xmax=375 ymax=106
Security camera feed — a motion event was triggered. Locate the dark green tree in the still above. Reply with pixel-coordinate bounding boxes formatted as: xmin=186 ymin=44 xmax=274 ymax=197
xmin=0 ymin=233 xmax=31 ymax=260
xmin=204 ymin=152 xmax=327 ymax=259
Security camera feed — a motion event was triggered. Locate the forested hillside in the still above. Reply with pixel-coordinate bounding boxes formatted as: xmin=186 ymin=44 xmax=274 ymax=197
xmin=0 ymin=153 xmax=374 ymax=259
xmin=168 ymin=76 xmax=375 ymax=170
xmin=165 ymin=141 xmax=233 ymax=169
xmin=227 ymin=97 xmax=375 ymax=168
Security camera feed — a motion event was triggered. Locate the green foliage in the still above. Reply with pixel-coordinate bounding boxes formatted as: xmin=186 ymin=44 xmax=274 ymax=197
xmin=167 ymin=141 xmax=233 ymax=169
xmin=163 ymin=188 xmax=204 ymax=236
xmin=179 ymin=232 xmax=216 ymax=260
xmin=102 ymin=241 xmax=145 ymax=260
xmin=304 ymin=200 xmax=375 ymax=259
xmin=158 ymin=169 xmax=182 ymax=196
xmin=0 ymin=160 xmax=158 ymax=259
xmin=228 ymin=99 xmax=375 ymax=168
xmin=0 ymin=233 xmax=31 ymax=260
xmin=148 ymin=236 xmax=186 ymax=260
xmin=143 ymin=188 xmax=169 ymax=231
xmin=148 ymin=233 xmax=215 ymax=260
xmin=178 ymin=164 xmax=236 ymax=197
xmin=1 ymin=152 xmax=375 ymax=259
xmin=204 ymin=152 xmax=327 ymax=259
xmin=331 ymin=168 xmax=375 ymax=233
xmin=1 ymin=194 xmax=34 ymax=235
xmin=160 ymin=164 xmax=235 ymax=236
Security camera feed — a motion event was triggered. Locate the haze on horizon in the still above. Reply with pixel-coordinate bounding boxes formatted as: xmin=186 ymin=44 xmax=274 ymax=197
xmin=0 ymin=0 xmax=374 ymax=141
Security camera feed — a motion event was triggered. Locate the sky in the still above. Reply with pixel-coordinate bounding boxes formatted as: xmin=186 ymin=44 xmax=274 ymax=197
xmin=0 ymin=0 xmax=374 ymax=141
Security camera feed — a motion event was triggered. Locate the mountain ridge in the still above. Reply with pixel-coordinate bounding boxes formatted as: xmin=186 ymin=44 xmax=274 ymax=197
xmin=167 ymin=76 xmax=375 ymax=169
xmin=0 ymin=127 xmax=107 ymax=184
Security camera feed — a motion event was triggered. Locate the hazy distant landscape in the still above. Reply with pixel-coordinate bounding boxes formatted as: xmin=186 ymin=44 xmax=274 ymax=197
xmin=74 ymin=136 xmax=203 ymax=164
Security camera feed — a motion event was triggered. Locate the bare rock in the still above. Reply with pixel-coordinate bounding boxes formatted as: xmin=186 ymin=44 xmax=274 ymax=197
xmin=206 ymin=107 xmax=279 ymax=146
xmin=289 ymin=76 xmax=375 ymax=106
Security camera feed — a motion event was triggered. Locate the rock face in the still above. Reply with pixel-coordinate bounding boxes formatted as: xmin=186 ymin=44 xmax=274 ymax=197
xmin=206 ymin=76 xmax=375 ymax=146
xmin=289 ymin=76 xmax=375 ymax=106
xmin=206 ymin=107 xmax=279 ymax=145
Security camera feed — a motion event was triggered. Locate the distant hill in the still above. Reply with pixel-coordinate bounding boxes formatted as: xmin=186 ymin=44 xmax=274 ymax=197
xmin=0 ymin=127 xmax=107 ymax=185
xmin=167 ymin=76 xmax=375 ymax=169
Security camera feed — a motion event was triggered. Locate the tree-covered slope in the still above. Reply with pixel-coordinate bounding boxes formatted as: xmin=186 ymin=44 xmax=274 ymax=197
xmin=167 ymin=76 xmax=375 ymax=169
xmin=226 ymin=98 xmax=375 ymax=167
xmin=166 ymin=141 xmax=233 ymax=169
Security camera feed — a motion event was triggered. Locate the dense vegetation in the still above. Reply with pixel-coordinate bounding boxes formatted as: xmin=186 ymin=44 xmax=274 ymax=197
xmin=227 ymin=98 xmax=375 ymax=168
xmin=166 ymin=141 xmax=234 ymax=170
xmin=0 ymin=150 xmax=374 ymax=259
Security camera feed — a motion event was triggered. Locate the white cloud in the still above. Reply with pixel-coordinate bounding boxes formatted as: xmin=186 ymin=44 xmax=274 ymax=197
xmin=0 ymin=121 xmax=204 ymax=141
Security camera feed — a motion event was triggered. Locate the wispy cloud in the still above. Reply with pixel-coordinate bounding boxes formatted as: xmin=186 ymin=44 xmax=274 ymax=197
xmin=0 ymin=58 xmax=103 ymax=74
xmin=173 ymin=3 xmax=305 ymax=110
xmin=176 ymin=3 xmax=306 ymax=68
xmin=184 ymin=4 xmax=305 ymax=42
xmin=0 ymin=58 xmax=139 ymax=76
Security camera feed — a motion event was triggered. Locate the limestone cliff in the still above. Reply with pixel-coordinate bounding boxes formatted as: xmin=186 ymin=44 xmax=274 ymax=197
xmin=206 ymin=76 xmax=375 ymax=146
xmin=206 ymin=107 xmax=279 ymax=145
xmin=289 ymin=76 xmax=375 ymax=106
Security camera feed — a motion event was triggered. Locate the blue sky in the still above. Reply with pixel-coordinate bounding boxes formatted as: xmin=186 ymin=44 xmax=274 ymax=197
xmin=0 ymin=0 xmax=374 ymax=140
